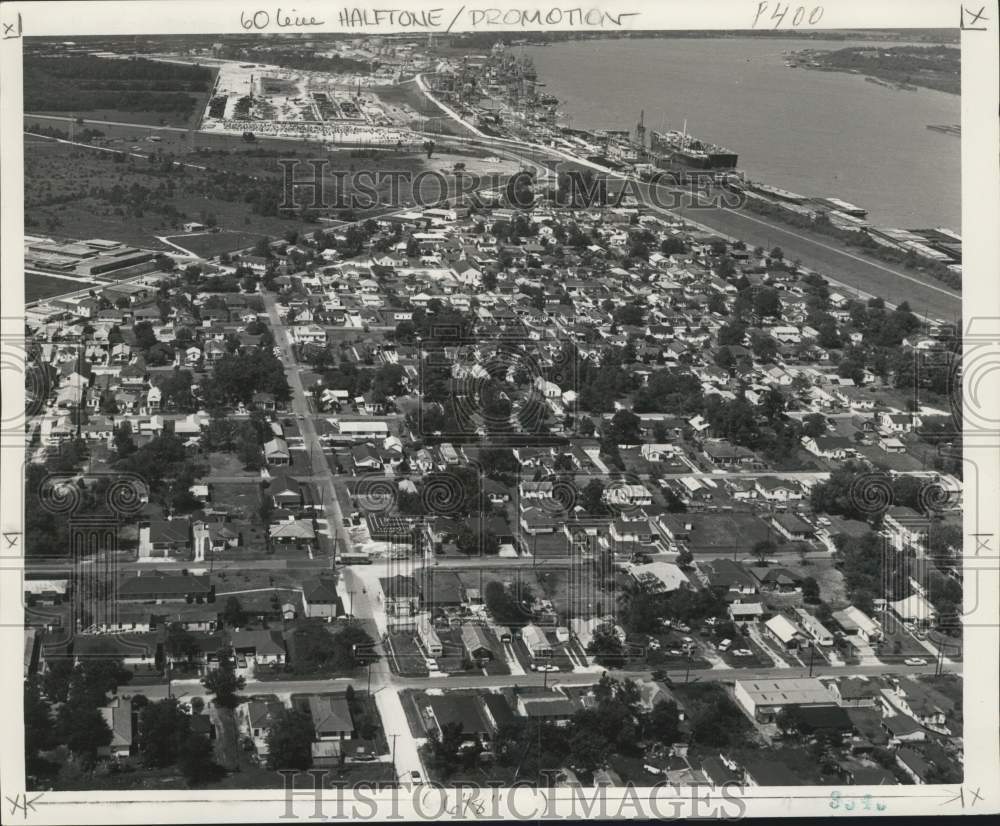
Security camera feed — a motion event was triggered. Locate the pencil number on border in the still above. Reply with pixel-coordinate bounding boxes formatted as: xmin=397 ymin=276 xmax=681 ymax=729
xmin=752 ymin=3 xmax=824 ymax=29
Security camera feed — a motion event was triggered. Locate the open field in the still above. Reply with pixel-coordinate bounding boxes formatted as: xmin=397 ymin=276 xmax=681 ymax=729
xmin=162 ymin=231 xmax=264 ymax=258
xmin=23 ymin=130 xmax=513 ymax=257
xmin=26 ymin=273 xmax=97 ymax=302
xmin=24 ymin=54 xmax=218 ymax=130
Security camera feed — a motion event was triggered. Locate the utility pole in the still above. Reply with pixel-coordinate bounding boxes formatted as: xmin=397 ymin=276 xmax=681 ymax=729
xmin=390 ymin=733 xmax=398 ymax=777
xmin=808 ymin=641 xmax=816 ymax=677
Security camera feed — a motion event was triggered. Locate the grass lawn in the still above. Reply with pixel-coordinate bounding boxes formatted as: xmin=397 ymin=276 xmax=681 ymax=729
xmin=875 ymin=622 xmax=930 ymax=662
xmin=208 ymin=481 xmax=263 ymax=520
xmin=207 ymin=450 xmax=261 ymax=478
xmin=398 ymin=689 xmax=432 ymax=738
xmin=386 ymin=632 xmax=430 ymax=677
xmin=718 ymin=635 xmax=775 ymax=669
xmin=782 ymin=557 xmax=848 ymax=608
xmin=163 ymin=231 xmax=262 ymax=258
xmin=25 ymin=273 xmax=96 ymax=302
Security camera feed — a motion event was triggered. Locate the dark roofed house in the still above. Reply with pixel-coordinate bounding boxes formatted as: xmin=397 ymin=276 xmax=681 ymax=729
xmin=701 ymin=559 xmax=758 ymax=597
xmin=267 ymin=475 xmax=310 ymax=511
xmin=896 ymin=747 xmax=933 ymax=784
xmin=302 ymin=578 xmax=340 ymax=619
xmin=788 ymin=704 xmax=855 ymax=739
xmin=836 ymin=760 xmax=898 ymax=786
xmin=429 ymin=695 xmax=493 ymax=747
xmin=481 ymin=694 xmax=516 ymax=733
xmin=515 ymin=690 xmax=576 ymax=725
xmin=378 ymin=575 xmax=420 ymax=618
xmin=769 ymin=512 xmax=816 ymax=542
xmin=144 ymin=519 xmax=191 ymax=557
xmin=99 ymin=697 xmax=135 ymax=759
xmin=881 ymin=714 xmax=926 ymax=744
xmin=242 ymin=696 xmax=286 ymax=756
xmin=753 ymin=567 xmax=803 ymax=593
xmin=307 ymin=694 xmax=355 ymax=741
xmin=231 ymin=629 xmax=287 ymax=667
xmin=461 ymin=624 xmax=495 ymax=663
xmin=423 ymin=570 xmax=464 ymax=607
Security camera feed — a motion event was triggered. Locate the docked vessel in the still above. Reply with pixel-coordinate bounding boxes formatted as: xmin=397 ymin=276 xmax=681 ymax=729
xmin=649 ymin=127 xmax=738 ymax=170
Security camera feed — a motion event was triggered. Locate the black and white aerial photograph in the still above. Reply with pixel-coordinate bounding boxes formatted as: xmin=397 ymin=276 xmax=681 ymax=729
xmin=3 ymin=1 xmax=998 ymax=822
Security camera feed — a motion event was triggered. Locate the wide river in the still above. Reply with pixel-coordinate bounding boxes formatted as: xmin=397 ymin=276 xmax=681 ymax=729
xmin=525 ymin=37 xmax=960 ymax=231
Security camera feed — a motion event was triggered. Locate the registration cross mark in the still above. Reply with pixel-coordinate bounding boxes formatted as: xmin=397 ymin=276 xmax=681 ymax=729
xmin=960 ymin=5 xmax=989 ymax=29
xmin=5 ymin=793 xmax=43 ymax=818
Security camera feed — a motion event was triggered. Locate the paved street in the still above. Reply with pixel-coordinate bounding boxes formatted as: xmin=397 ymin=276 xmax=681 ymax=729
xmin=263 ymin=291 xmax=353 ymax=560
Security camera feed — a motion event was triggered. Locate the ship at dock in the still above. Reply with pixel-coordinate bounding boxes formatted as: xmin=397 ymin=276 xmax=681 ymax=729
xmin=649 ymin=126 xmax=739 ymax=171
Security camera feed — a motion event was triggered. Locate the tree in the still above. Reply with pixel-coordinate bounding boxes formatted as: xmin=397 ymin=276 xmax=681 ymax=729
xmin=581 ymin=479 xmax=608 ymax=515
xmin=753 ymin=540 xmax=776 ymax=565
xmin=484 ymin=580 xmax=533 ymax=626
xmin=644 ymin=699 xmax=681 ymax=745
xmin=802 ymin=577 xmax=821 ymax=603
xmin=802 ymin=413 xmax=828 ymax=439
xmin=223 ymin=597 xmax=247 ymax=628
xmin=606 ymin=409 xmax=641 ymax=445
xmin=113 ymin=420 xmax=136 ymax=457
xmin=237 ymin=433 xmax=263 ymax=470
xmin=201 ymin=656 xmax=245 ymax=710
xmin=753 ymin=287 xmax=782 ymax=319
xmin=58 ymin=705 xmax=112 ymax=767
xmin=266 ymin=709 xmax=315 ymax=770
xmin=166 ymin=623 xmax=202 ymax=665
xmin=138 ymin=698 xmax=192 ymax=767
xmin=178 ymin=734 xmax=224 ymax=784
xmin=769 ymin=246 xmax=784 ymax=261
xmin=25 ymin=678 xmax=56 ymax=778
xmin=567 ymin=726 xmax=607 ymax=773
xmin=587 ymin=625 xmax=628 ymax=668
xmin=676 ymin=548 xmax=694 ymax=569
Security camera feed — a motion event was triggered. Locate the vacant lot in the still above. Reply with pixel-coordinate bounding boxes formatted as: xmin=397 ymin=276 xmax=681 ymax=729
xmin=162 ymin=231 xmax=261 ymax=258
xmin=24 ymin=54 xmax=218 ymax=130
xmin=26 ymin=273 xmax=95 ymax=302
xmin=210 ymin=482 xmax=262 ymax=520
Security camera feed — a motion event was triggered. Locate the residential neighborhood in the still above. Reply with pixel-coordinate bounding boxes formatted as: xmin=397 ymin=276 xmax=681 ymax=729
xmin=17 ymin=30 xmax=967 ymax=797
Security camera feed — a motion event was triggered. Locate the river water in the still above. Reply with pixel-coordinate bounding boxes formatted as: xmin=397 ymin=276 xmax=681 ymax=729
xmin=525 ymin=37 xmax=960 ymax=231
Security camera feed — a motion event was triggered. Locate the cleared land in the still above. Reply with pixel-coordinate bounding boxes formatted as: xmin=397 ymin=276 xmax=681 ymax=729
xmin=26 ymin=273 xmax=97 ymax=302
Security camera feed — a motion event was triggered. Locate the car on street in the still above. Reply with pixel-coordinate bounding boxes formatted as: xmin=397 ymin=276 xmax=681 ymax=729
xmin=904 ymin=657 xmax=929 ymax=666
xmin=530 ymin=663 xmax=558 ymax=672
xmin=676 ymin=623 xmax=691 ymax=633
xmin=409 ymin=770 xmax=423 ymax=786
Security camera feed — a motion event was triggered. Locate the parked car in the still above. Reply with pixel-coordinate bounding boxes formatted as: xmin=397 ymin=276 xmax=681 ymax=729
xmin=676 ymin=623 xmax=691 ymax=633
xmin=718 ymin=638 xmax=733 ymax=652
xmin=904 ymin=657 xmax=929 ymax=666
xmin=425 ymin=658 xmax=438 ymax=670
xmin=409 ymin=770 xmax=424 ymax=786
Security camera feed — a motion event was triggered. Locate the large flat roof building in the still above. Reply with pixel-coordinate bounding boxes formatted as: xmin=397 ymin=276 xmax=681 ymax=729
xmin=735 ymin=677 xmax=836 ymax=723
